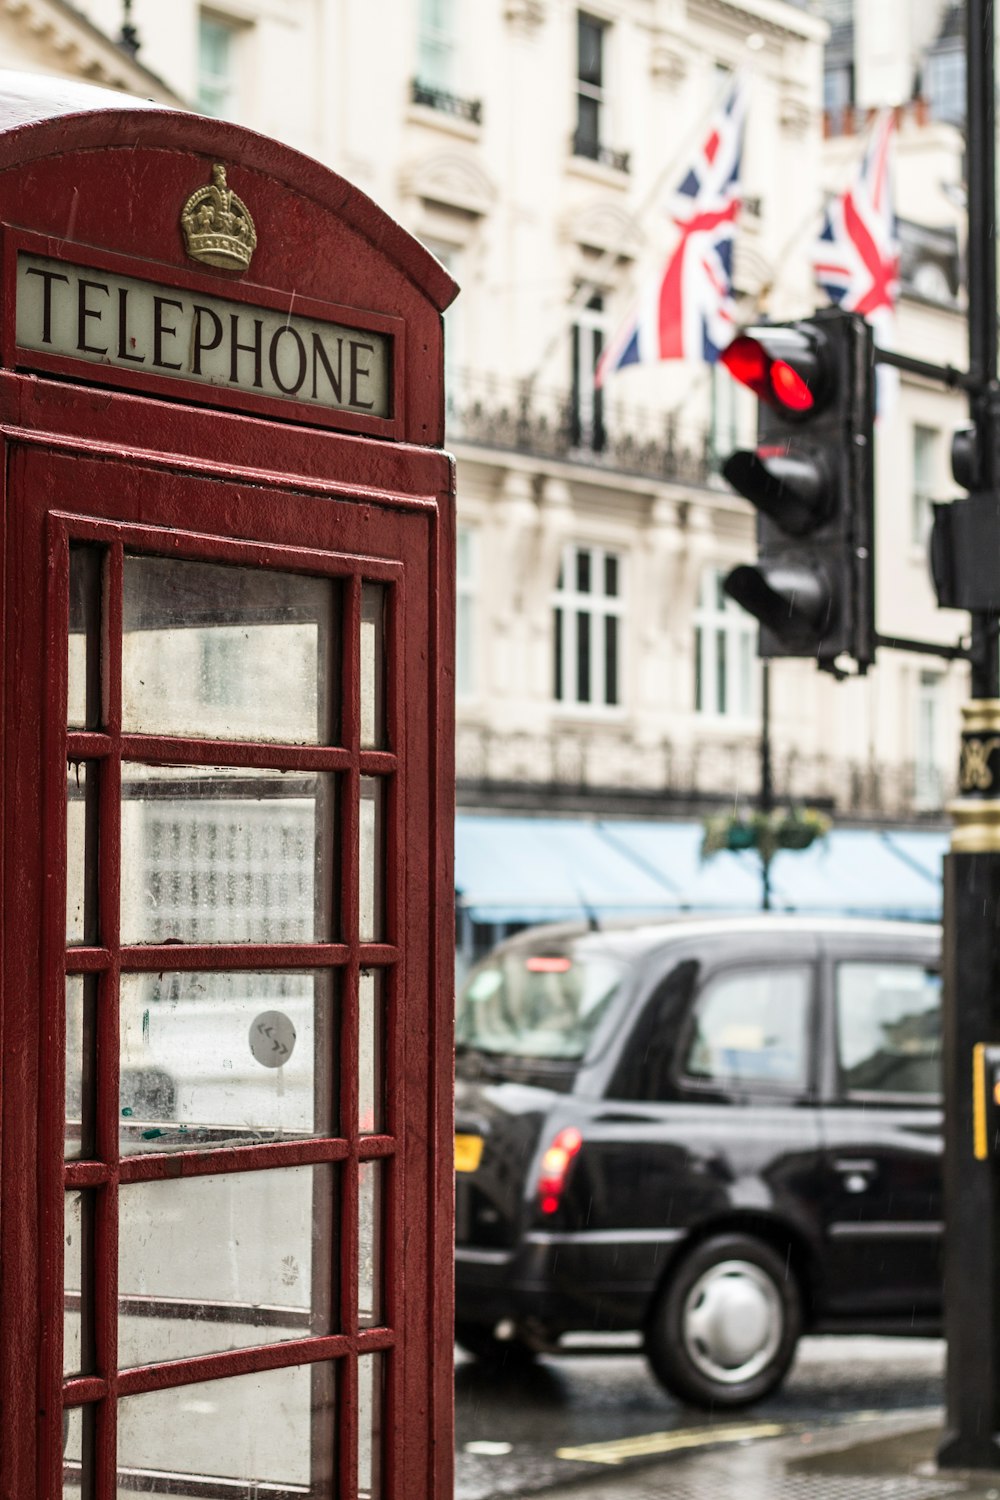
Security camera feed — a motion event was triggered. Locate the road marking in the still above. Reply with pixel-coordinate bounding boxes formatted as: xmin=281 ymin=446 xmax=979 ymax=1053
xmin=556 ymin=1410 xmax=894 ymax=1467
xmin=556 ymin=1421 xmax=790 ymax=1466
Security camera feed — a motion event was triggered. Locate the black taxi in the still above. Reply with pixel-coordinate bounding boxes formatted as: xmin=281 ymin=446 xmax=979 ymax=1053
xmin=454 ymin=915 xmax=941 ymax=1408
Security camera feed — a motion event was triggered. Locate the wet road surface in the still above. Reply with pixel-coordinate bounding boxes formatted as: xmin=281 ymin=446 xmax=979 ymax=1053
xmin=455 ymin=1334 xmax=945 ymax=1499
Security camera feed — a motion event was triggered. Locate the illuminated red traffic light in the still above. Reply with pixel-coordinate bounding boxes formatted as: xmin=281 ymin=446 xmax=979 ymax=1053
xmin=722 ymin=325 xmax=827 ymax=414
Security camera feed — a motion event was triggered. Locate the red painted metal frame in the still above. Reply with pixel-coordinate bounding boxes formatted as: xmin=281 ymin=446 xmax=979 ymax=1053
xmin=1 ymin=396 xmax=454 ymax=1499
xmin=2 ymin=226 xmax=407 ymax=441
xmin=0 ymin=80 xmax=456 ymax=1500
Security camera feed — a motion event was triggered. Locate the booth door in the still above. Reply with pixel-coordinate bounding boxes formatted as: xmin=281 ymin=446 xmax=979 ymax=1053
xmin=2 ymin=444 xmax=449 ymax=1500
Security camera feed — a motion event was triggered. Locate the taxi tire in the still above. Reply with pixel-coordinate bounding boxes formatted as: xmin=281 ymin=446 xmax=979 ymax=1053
xmin=455 ymin=1320 xmax=538 ymax=1370
xmin=645 ymin=1232 xmax=801 ymax=1409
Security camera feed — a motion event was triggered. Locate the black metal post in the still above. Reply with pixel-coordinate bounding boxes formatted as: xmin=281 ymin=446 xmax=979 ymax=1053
xmin=760 ymin=661 xmax=773 ymax=911
xmin=937 ymin=0 xmax=1000 ymax=1470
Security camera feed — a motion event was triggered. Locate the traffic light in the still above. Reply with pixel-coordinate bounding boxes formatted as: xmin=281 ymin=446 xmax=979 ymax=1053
xmin=719 ymin=308 xmax=876 ymax=673
xmin=929 ymin=404 xmax=1000 ymax=612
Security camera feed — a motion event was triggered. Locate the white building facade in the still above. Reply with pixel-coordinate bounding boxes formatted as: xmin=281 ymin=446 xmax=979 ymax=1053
xmin=4 ymin=0 xmax=973 ymax=882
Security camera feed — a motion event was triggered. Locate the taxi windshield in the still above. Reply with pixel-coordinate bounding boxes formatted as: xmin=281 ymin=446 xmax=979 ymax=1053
xmin=456 ymin=937 xmax=629 ymax=1060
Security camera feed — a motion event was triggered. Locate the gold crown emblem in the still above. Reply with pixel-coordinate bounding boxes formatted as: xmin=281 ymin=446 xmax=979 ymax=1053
xmin=181 ymin=163 xmax=257 ymax=271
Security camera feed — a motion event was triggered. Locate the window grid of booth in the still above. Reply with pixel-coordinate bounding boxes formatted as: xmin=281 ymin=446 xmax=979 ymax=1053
xmin=59 ymin=524 xmax=398 ymax=1499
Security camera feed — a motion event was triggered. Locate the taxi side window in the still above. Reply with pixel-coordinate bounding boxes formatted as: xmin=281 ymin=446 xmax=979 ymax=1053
xmin=680 ymin=966 xmax=812 ymax=1092
xmin=836 ymin=962 xmax=941 ymax=1098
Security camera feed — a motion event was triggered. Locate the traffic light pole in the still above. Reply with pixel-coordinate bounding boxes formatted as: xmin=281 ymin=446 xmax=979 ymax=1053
xmin=936 ymin=0 xmax=1000 ymax=1470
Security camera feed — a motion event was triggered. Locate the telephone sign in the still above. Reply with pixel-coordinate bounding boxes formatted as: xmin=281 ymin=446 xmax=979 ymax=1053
xmin=0 ymin=71 xmax=457 ymax=1500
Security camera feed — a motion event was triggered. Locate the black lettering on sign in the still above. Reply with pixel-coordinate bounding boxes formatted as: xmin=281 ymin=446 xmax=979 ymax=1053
xmin=349 ymin=340 xmax=375 ymax=409
xmin=311 ymin=333 xmax=343 ymax=403
xmin=229 ymin=313 xmax=263 ymax=388
xmin=191 ymin=305 xmax=223 ymax=375
xmin=116 ymin=287 xmax=145 ymax=364
xmin=25 ymin=266 xmax=69 ymax=345
xmin=152 ymin=296 xmax=184 ymax=371
xmin=77 ymin=278 xmax=109 ymax=356
xmin=268 ymin=324 xmax=307 ymax=396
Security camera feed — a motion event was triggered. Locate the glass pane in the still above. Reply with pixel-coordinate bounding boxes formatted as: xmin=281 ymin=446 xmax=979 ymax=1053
xmin=64 ymin=1191 xmax=92 ymax=1376
xmin=683 ymin=967 xmax=811 ymax=1087
xmin=68 ymin=546 xmax=102 ymax=731
xmin=575 ymin=549 xmax=591 ymax=594
xmin=121 ymin=555 xmax=339 ymax=745
xmin=576 ymin=612 xmax=590 ymax=703
xmin=359 ymin=778 xmax=384 ymax=943
xmin=117 ymin=1164 xmax=338 ymax=1366
xmin=358 ymin=1161 xmax=382 ymax=1328
xmin=360 ymin=583 xmax=387 ymax=750
xmin=119 ymin=970 xmax=337 ymax=1153
xmin=117 ymin=1363 xmax=336 ymax=1497
xmin=358 ymin=1354 xmax=384 ymax=1500
xmin=604 ymin=554 xmax=618 ymax=598
xmin=836 ymin=962 xmax=942 ymax=1096
xmin=67 ymin=762 xmax=98 ymax=946
xmin=120 ymin=765 xmax=337 ymax=944
xmin=63 ymin=1403 xmax=92 ymax=1498
xmin=359 ymin=970 xmax=383 ymax=1134
xmin=66 ymin=975 xmax=96 ymax=1159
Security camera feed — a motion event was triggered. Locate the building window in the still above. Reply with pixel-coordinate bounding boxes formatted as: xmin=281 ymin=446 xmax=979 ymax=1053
xmin=710 ymin=365 xmax=739 ymax=468
xmin=570 ymin=293 xmax=606 ymax=452
xmin=456 ymin=526 xmax=476 ymax=700
xmin=912 ymin=425 xmax=938 ymax=546
xmin=417 ymin=0 xmax=456 ymax=92
xmin=694 ymin=567 xmax=756 ymax=719
xmin=924 ymin=41 xmax=965 ymax=126
xmin=575 ymin=12 xmax=607 ymax=158
xmin=914 ymin=670 xmax=944 ymax=810
xmin=197 ymin=13 xmax=238 ymax=119
xmin=823 ymin=62 xmax=854 ymax=134
xmin=553 ymin=544 xmax=623 ymax=709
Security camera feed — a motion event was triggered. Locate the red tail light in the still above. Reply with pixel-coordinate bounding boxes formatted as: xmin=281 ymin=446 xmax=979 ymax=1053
xmin=537 ymin=1126 xmax=583 ymax=1215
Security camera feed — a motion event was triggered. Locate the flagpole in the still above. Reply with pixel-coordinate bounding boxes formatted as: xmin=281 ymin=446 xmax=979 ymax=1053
xmin=519 ymin=59 xmax=758 ymax=393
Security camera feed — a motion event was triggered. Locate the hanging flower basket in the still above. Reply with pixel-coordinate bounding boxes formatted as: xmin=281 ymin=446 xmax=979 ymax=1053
xmin=701 ymin=807 xmax=831 ymax=863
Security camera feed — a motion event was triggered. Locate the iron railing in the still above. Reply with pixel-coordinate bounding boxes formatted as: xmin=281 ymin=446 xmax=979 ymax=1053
xmin=455 ymin=722 xmax=951 ymax=823
xmin=446 ymin=368 xmax=716 ymax=485
xmin=571 ymin=130 xmax=630 ymax=172
xmin=411 ymin=79 xmax=482 ymax=124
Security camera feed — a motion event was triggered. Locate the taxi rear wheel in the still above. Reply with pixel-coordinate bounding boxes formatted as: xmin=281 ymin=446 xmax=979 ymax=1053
xmin=645 ymin=1233 xmax=801 ymax=1409
xmin=455 ymin=1320 xmax=538 ymax=1370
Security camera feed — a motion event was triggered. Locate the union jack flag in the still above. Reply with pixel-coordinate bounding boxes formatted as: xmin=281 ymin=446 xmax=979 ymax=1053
xmin=814 ymin=110 xmax=900 ymax=347
xmin=595 ymin=75 xmax=747 ymax=387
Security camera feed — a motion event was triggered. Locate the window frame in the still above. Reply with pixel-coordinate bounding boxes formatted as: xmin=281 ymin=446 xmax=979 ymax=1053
xmin=552 ymin=541 xmax=625 ymax=713
xmin=693 ymin=566 xmax=758 ymax=722
xmin=831 ymin=956 xmax=943 ymax=1107
xmin=672 ymin=960 xmax=818 ymax=1104
xmin=575 ymin=11 xmax=609 ymax=157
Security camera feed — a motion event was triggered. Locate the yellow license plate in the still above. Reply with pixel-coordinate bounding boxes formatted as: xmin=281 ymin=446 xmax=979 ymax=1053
xmin=455 ymin=1134 xmax=484 ymax=1173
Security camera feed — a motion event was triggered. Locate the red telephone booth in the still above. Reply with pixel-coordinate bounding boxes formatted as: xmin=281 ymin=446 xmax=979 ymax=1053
xmin=0 ymin=73 xmax=457 ymax=1500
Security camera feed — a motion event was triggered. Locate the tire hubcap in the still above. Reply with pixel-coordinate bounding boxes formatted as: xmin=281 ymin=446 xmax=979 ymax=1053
xmin=681 ymin=1258 xmax=783 ymax=1385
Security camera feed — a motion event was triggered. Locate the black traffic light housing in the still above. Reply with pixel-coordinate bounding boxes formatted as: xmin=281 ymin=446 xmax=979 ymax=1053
xmin=719 ymin=308 xmax=876 ymax=673
xmin=930 ymin=398 xmax=1000 ymax=612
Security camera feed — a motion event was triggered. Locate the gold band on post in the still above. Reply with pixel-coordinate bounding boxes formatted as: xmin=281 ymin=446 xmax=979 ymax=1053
xmin=950 ymin=799 xmax=1000 ymax=852
xmin=961 ymin=701 xmax=1000 ymax=736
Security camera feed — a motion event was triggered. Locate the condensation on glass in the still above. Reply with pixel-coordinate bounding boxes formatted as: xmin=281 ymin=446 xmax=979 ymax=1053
xmin=117 ymin=1164 xmax=338 ymax=1367
xmin=62 ymin=1403 xmax=92 ymax=1499
xmin=358 ymin=1162 xmax=382 ymax=1329
xmin=359 ymin=778 xmax=384 ymax=943
xmin=359 ymin=969 xmax=383 ymax=1134
xmin=67 ymin=544 xmax=102 ymax=731
xmin=360 ymin=583 xmax=386 ymax=750
xmin=116 ymin=1362 xmax=337 ymax=1497
xmin=64 ymin=1191 xmax=91 ymax=1378
xmin=66 ymin=762 xmax=98 ymax=946
xmin=121 ymin=555 xmax=340 ymax=745
xmin=66 ymin=974 xmax=96 ymax=1160
xmin=118 ymin=970 xmax=337 ymax=1153
xmin=119 ymin=765 xmax=337 ymax=945
xmin=358 ymin=1353 xmax=384 ymax=1500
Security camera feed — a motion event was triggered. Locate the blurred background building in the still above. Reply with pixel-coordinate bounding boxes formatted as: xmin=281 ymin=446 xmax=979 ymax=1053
xmin=4 ymin=0 xmax=971 ymax=956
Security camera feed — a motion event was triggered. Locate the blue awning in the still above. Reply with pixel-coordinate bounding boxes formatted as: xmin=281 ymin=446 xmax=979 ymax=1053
xmin=455 ymin=814 xmax=946 ymax=927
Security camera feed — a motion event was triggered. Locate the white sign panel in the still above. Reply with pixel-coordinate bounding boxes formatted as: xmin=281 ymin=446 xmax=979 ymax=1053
xmin=15 ymin=252 xmax=392 ymax=418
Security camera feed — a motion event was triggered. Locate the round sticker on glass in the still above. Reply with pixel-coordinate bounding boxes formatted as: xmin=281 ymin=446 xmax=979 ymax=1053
xmin=249 ymin=1011 xmax=297 ymax=1068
